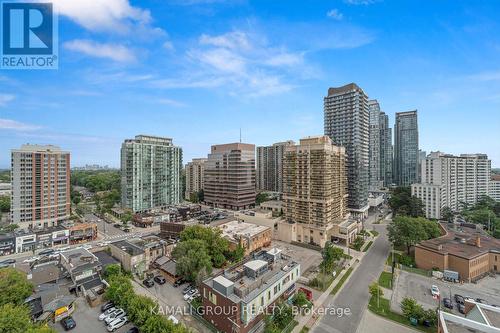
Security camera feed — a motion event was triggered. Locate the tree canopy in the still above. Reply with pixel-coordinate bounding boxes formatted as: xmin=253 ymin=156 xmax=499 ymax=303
xmin=172 ymin=239 xmax=213 ymax=282
xmin=71 ymin=170 xmax=120 ymax=193
xmin=180 ymin=225 xmax=231 ymax=268
xmin=0 ymin=268 xmax=33 ymax=307
xmin=388 ymin=187 xmax=425 ymax=217
xmin=387 ymin=216 xmax=441 ymax=254
xmin=320 ymin=242 xmax=344 ymax=274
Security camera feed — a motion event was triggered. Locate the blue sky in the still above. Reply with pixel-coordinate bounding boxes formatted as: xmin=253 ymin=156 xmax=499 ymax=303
xmin=1 ymin=0 xmax=499 ymax=168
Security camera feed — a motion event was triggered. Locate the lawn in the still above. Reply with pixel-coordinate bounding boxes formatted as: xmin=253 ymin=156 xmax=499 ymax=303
xmin=331 ymin=267 xmax=354 ymax=295
xmin=378 ymin=271 xmax=393 ymax=289
xmin=370 ymin=230 xmax=380 ymax=237
xmin=308 ymin=272 xmax=335 ymax=291
xmin=299 ymin=327 xmax=310 ymax=333
xmin=368 ymin=295 xmax=435 ymax=333
xmin=362 ymin=241 xmax=373 ymax=252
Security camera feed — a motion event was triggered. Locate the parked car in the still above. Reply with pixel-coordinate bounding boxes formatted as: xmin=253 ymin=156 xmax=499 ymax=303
xmin=458 ymin=303 xmax=466 ymax=314
xmin=154 ymin=276 xmax=166 ymax=285
xmin=422 ymin=319 xmax=432 ymax=327
xmin=105 ymin=309 xmax=126 ymax=325
xmin=126 ymin=327 xmax=139 ymax=333
xmin=107 ymin=316 xmax=128 ymax=332
xmin=23 ymin=256 xmax=40 ymax=264
xmin=39 ymin=249 xmax=55 ymax=256
xmin=476 ymin=298 xmax=488 ymax=304
xmin=174 ymin=279 xmax=185 ymax=287
xmin=99 ymin=307 xmax=117 ymax=321
xmin=184 ymin=289 xmax=197 ymax=301
xmin=101 ymin=301 xmax=114 ymax=312
xmin=464 ymin=296 xmax=475 ymax=303
xmin=430 ymin=285 xmax=440 ymax=297
xmin=0 ymin=259 xmax=16 ymax=265
xmin=454 ymin=294 xmax=465 ymax=305
xmin=61 ymin=317 xmax=76 ymax=331
xmin=182 ymin=285 xmax=193 ymax=295
xmin=443 ymin=298 xmax=453 ymax=309
xmin=143 ymin=278 xmax=154 ymax=288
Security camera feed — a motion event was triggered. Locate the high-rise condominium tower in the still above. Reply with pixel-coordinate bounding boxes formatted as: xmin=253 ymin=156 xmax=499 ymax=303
xmin=11 ymin=145 xmax=70 ymax=229
xmin=368 ymin=100 xmax=382 ymax=190
xmin=379 ymin=111 xmax=393 ymax=187
xmin=256 ymin=140 xmax=295 ymax=193
xmin=204 ymin=143 xmax=256 ymax=210
xmin=324 ymin=83 xmax=369 ymax=218
xmin=394 ymin=110 xmax=419 ymax=186
xmin=121 ymin=135 xmax=182 ymax=213
xmin=185 ymin=158 xmax=207 ymax=200
xmin=280 ymin=136 xmax=354 ymax=247
xmin=412 ymin=152 xmax=491 ymax=219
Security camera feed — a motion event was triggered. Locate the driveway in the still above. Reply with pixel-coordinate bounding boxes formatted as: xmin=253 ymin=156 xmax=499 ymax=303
xmin=312 ymin=221 xmax=391 ymax=333
xmin=392 ymin=270 xmax=500 ymax=315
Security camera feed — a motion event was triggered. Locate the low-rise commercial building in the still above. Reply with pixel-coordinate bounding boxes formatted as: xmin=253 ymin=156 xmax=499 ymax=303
xmin=201 ymin=248 xmax=300 ymax=333
xmin=68 ymin=222 xmax=97 ymax=244
xmin=218 ymin=220 xmax=272 ymax=256
xmin=109 ymin=240 xmax=146 ymax=276
xmin=0 ymin=233 xmax=16 ymax=255
xmin=415 ymin=223 xmax=500 ymax=282
xmin=59 ymin=248 xmax=104 ymax=295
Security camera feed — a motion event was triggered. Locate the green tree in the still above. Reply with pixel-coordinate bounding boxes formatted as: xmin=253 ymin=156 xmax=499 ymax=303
xmin=369 ymin=282 xmax=383 ymax=298
xmin=320 ymin=242 xmax=344 ymax=274
xmin=387 ymin=216 xmax=439 ymax=254
xmin=272 ymin=304 xmax=293 ymax=329
xmin=228 ymin=244 xmax=245 ymax=263
xmin=351 ymin=236 xmax=365 ymax=251
xmin=172 ymin=239 xmax=213 ymax=282
xmin=140 ymin=314 xmax=176 ymax=333
xmin=401 ymin=297 xmax=423 ymax=320
xmin=0 ymin=268 xmax=33 ymax=306
xmin=0 ymin=304 xmax=32 ymax=333
xmin=388 ymin=187 xmax=425 ymax=217
xmin=180 ymin=225 xmax=230 ymax=268
xmin=441 ymin=206 xmax=454 ymax=222
xmin=105 ymin=275 xmax=134 ymax=307
xmin=256 ymin=192 xmax=270 ymax=205
xmin=127 ymin=295 xmax=157 ymax=328
xmin=421 ymin=308 xmax=437 ymax=325
xmin=292 ymin=291 xmax=309 ymax=308
xmin=103 ymin=264 xmax=122 ymax=279
xmin=0 ymin=196 xmax=10 ymax=213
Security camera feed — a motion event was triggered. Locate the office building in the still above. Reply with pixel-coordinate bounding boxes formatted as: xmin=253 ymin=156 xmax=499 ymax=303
xmin=201 ymin=248 xmax=300 ymax=333
xmin=217 ymin=220 xmax=272 ymax=256
xmin=418 ymin=149 xmax=427 ymax=183
xmin=204 ymin=143 xmax=256 ymax=210
xmin=394 ymin=110 xmax=419 ymax=186
xmin=121 ymin=135 xmax=182 ymax=213
xmin=324 ymin=83 xmax=370 ymax=218
xmin=185 ymin=158 xmax=207 ymax=200
xmin=411 ymin=152 xmax=491 ymax=219
xmin=379 ymin=111 xmax=393 ymax=187
xmin=279 ymin=136 xmax=359 ymax=247
xmin=256 ymin=140 xmax=295 ymax=193
xmin=11 ymin=144 xmax=70 ymax=230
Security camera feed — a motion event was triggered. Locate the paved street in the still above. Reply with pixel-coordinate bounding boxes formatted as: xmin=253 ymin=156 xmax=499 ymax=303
xmin=312 ymin=212 xmax=391 ymax=333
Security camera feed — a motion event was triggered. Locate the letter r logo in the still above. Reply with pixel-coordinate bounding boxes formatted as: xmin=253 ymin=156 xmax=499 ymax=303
xmin=2 ymin=2 xmax=53 ymax=55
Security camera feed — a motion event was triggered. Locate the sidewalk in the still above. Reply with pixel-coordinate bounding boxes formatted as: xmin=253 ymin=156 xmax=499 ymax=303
xmin=291 ymin=258 xmax=360 ymax=333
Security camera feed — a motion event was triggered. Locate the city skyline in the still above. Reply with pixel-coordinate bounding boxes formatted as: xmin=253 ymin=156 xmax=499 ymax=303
xmin=1 ymin=0 xmax=500 ymax=168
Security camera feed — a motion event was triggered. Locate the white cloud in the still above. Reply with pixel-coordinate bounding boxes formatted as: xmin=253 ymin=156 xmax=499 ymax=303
xmin=0 ymin=94 xmax=15 ymax=106
xmin=162 ymin=41 xmax=175 ymax=50
xmin=64 ymin=39 xmax=136 ymax=63
xmin=327 ymin=9 xmax=344 ymax=20
xmin=344 ymin=0 xmax=379 ymax=5
xmin=468 ymin=70 xmax=500 ymax=82
xmin=155 ymin=98 xmax=187 ymax=107
xmin=48 ymin=0 xmax=153 ymax=33
xmin=0 ymin=118 xmax=41 ymax=131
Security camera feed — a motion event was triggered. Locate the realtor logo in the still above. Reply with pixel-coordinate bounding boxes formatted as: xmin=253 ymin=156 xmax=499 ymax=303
xmin=1 ymin=2 xmax=58 ymax=69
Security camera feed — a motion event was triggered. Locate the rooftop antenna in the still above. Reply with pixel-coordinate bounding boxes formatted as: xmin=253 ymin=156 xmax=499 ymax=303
xmin=239 ymin=128 xmax=242 ymax=143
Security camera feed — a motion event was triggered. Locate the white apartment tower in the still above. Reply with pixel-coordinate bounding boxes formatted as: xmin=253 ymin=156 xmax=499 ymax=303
xmin=185 ymin=158 xmax=207 ymax=200
xmin=121 ymin=135 xmax=182 ymax=213
xmin=256 ymin=141 xmax=295 ymax=193
xmin=11 ymin=144 xmax=71 ymax=229
xmin=411 ymin=152 xmax=491 ymax=219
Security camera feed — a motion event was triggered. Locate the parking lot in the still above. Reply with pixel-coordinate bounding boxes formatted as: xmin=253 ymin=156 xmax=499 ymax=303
xmin=391 ymin=270 xmax=500 ymax=315
xmin=52 ymin=297 xmax=135 ymax=333
xmin=132 ymin=274 xmax=210 ymax=333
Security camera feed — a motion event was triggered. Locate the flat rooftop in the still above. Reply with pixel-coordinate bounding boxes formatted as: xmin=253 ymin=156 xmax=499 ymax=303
xmin=440 ymin=302 xmax=500 ymax=332
xmin=218 ymin=220 xmax=270 ymax=240
xmin=111 ymin=240 xmax=145 ymax=256
xmin=417 ymin=223 xmax=500 ymax=259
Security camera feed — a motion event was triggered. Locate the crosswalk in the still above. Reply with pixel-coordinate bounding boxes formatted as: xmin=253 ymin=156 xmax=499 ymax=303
xmin=102 ymin=231 xmax=156 ymax=241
